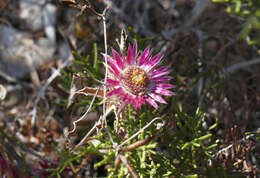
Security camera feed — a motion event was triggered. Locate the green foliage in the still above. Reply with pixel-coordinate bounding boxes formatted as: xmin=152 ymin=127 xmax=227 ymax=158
xmin=212 ymin=0 xmax=260 ymax=49
xmin=61 ymin=43 xmax=103 ymax=85
xmin=57 ymin=40 xmax=233 ymax=177
xmin=72 ymin=48 xmax=103 ymax=81
xmin=150 ymin=107 xmax=219 ymax=177
xmin=49 ymin=104 xmax=219 ymax=177
xmin=60 ymin=43 xmax=104 ymax=111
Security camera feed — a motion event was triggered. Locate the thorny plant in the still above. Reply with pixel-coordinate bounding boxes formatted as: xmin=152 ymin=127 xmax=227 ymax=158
xmin=57 ymin=0 xmax=259 ymax=177
xmin=63 ymin=0 xmax=175 ymax=150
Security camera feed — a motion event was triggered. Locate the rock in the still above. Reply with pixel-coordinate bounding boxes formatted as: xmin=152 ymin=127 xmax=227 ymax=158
xmin=43 ymin=3 xmax=56 ymax=43
xmin=0 ymin=25 xmax=56 ymax=78
xmin=19 ymin=0 xmax=46 ymax=31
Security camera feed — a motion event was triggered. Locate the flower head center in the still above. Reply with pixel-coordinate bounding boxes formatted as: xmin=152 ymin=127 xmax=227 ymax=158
xmin=131 ymin=69 xmax=147 ymax=85
xmin=120 ymin=66 xmax=151 ymax=96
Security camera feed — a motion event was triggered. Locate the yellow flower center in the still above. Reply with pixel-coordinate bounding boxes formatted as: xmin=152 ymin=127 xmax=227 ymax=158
xmin=120 ymin=66 xmax=151 ymax=96
xmin=131 ymin=69 xmax=147 ymax=85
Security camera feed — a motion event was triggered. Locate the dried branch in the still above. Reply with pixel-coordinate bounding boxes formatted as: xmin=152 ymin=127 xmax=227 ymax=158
xmin=119 ymin=154 xmax=138 ymax=178
xmin=225 ymin=58 xmax=260 ymax=74
xmin=118 ymin=117 xmax=163 ymax=148
xmin=120 ymin=136 xmax=154 ymax=152
xmin=162 ymin=0 xmax=210 ymax=39
xmin=114 ymin=154 xmax=121 ymax=174
xmin=30 ymin=58 xmax=72 ymax=127
xmin=213 ymin=128 xmax=259 ymax=158
xmin=63 ymin=0 xmax=112 ymax=149
xmin=66 ymin=87 xmax=100 ymax=137
xmin=0 ymin=70 xmax=17 ymax=83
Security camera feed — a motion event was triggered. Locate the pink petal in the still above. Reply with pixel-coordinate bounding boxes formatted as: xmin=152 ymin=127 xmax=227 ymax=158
xmin=106 ymin=55 xmax=121 ymax=77
xmin=117 ymin=87 xmax=127 ymax=97
xmin=156 ymin=83 xmax=176 ymax=89
xmin=151 ymin=66 xmax=171 ymax=77
xmin=134 ymin=96 xmax=146 ymax=109
xmin=132 ymin=41 xmax=138 ymax=64
xmin=108 ymin=68 xmax=117 ymax=77
xmin=127 ymin=44 xmax=132 ymax=65
xmin=143 ymin=52 xmax=163 ymax=71
xmin=132 ymin=102 xmax=139 ymax=109
xmin=123 ymin=92 xmax=132 ymax=102
xmin=152 ymin=69 xmax=172 ymax=78
xmin=136 ymin=103 xmax=142 ymax=109
xmin=146 ymin=97 xmax=158 ymax=109
xmin=152 ymin=66 xmax=169 ymax=75
xmin=119 ymin=90 xmax=134 ymax=105
xmin=153 ymin=76 xmax=173 ymax=82
xmin=139 ymin=46 xmax=151 ymax=65
xmin=154 ymin=88 xmax=174 ymax=96
xmin=106 ymin=78 xmax=120 ymax=87
xmin=148 ymin=93 xmax=167 ymax=104
xmin=107 ymin=88 xmax=122 ymax=97
xmin=112 ymin=48 xmax=124 ymax=70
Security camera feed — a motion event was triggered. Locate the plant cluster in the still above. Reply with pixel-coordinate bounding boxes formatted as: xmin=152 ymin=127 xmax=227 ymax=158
xmin=54 ymin=39 xmax=241 ymax=177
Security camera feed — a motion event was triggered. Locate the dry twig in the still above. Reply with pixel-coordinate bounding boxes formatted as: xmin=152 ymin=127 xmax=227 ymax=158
xmin=30 ymin=58 xmax=72 ymax=127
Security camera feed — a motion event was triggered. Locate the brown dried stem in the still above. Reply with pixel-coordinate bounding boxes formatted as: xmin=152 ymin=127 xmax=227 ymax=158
xmin=119 ymin=154 xmax=138 ymax=178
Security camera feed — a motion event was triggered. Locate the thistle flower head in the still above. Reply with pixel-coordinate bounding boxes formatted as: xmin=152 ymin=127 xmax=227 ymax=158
xmin=105 ymin=42 xmax=175 ymax=109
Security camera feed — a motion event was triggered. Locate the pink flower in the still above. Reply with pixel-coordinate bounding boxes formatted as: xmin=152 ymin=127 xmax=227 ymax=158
xmin=105 ymin=42 xmax=175 ymax=109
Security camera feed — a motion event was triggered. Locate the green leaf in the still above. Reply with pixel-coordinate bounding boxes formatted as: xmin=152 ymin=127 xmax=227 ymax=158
xmin=193 ymin=133 xmax=212 ymax=142
xmin=57 ymin=173 xmax=61 ymax=178
xmin=59 ymin=162 xmax=68 ymax=173
xmin=93 ymin=42 xmax=99 ymax=70
xmin=72 ymin=51 xmax=103 ymax=80
xmin=69 ymin=161 xmax=77 ymax=173
xmin=191 ymin=142 xmax=201 ymax=147
xmin=256 ymin=10 xmax=260 ymax=17
xmin=182 ymin=142 xmax=192 ymax=150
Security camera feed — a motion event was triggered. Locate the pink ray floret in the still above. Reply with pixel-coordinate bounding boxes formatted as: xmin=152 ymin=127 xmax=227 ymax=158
xmin=106 ymin=42 xmax=175 ymax=109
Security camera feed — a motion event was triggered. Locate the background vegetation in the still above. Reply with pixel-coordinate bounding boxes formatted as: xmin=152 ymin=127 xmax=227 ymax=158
xmin=0 ymin=0 xmax=259 ymax=177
